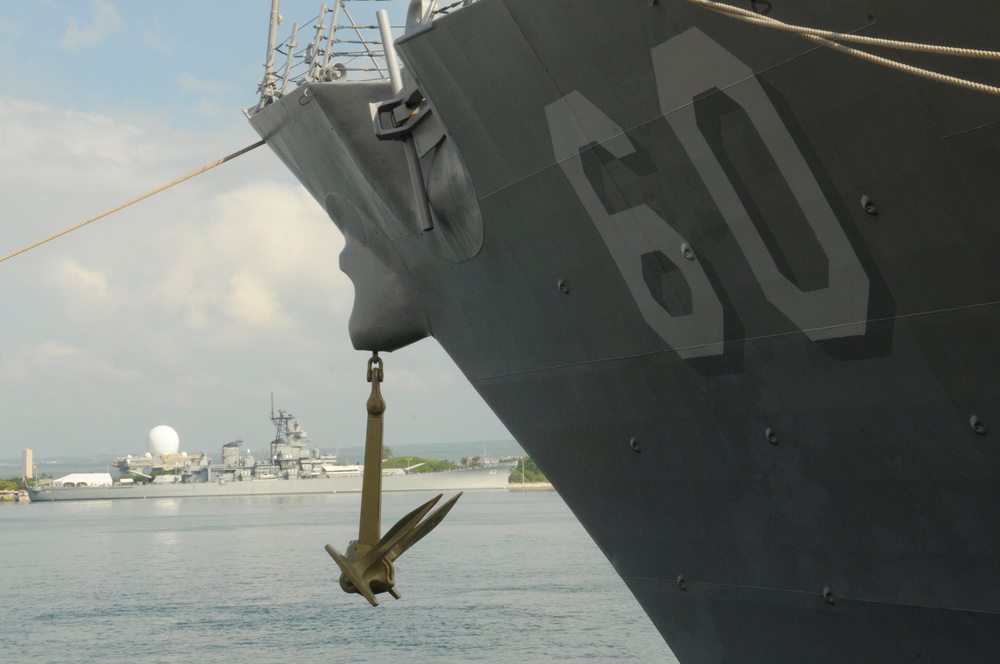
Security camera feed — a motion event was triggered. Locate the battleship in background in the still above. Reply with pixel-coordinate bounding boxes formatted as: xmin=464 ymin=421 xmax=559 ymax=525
xmin=26 ymin=406 xmax=511 ymax=502
xmin=246 ymin=0 xmax=1000 ymax=661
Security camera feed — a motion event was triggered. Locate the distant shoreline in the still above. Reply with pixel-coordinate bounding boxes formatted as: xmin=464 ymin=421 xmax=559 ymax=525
xmin=0 ymin=439 xmax=527 ymax=470
xmin=507 ymin=482 xmax=553 ymax=491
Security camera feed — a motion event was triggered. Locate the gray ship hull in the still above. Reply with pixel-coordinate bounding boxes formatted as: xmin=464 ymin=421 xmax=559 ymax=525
xmin=26 ymin=466 xmax=509 ymax=502
xmin=249 ymin=1 xmax=1000 ymax=661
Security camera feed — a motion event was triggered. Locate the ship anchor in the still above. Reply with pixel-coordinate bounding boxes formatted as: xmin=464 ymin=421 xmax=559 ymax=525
xmin=325 ymin=352 xmax=462 ymax=606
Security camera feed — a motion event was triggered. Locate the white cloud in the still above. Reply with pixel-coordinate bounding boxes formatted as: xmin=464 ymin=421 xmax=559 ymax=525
xmin=59 ymin=0 xmax=125 ymax=50
xmin=50 ymin=258 xmax=109 ymax=299
xmin=0 ymin=341 xmax=71 ymax=382
xmin=173 ymin=73 xmax=243 ymax=121
xmin=0 ymin=99 xmax=149 ymax=206
xmin=222 ymin=272 xmax=288 ymax=329
xmin=176 ymin=73 xmax=229 ymax=94
xmin=142 ymin=30 xmax=173 ymax=54
xmin=152 ymin=180 xmax=348 ymax=336
xmin=0 ymin=340 xmax=138 ymax=384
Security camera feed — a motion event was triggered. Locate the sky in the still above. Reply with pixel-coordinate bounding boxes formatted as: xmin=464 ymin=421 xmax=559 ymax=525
xmin=0 ymin=0 xmax=513 ymax=460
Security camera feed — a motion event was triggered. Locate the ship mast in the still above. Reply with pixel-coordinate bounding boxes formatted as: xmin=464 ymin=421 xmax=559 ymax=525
xmin=259 ymin=0 xmax=281 ymax=105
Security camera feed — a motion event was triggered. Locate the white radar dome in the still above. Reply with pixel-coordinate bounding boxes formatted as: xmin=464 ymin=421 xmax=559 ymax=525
xmin=147 ymin=425 xmax=180 ymax=456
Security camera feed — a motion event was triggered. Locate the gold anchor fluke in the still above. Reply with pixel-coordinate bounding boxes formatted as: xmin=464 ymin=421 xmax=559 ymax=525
xmin=325 ymin=352 xmax=462 ymax=606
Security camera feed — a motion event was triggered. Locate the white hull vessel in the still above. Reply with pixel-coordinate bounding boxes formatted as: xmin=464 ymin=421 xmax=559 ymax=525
xmin=26 ymin=465 xmax=508 ymax=502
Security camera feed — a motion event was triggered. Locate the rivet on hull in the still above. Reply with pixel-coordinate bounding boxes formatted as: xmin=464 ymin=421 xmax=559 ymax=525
xmin=630 ymin=437 xmax=641 ymax=453
xmin=680 ymin=242 xmax=695 ymax=260
xmin=823 ymin=587 xmax=835 ymax=604
xmin=860 ymin=195 xmax=878 ymax=215
xmin=765 ymin=427 xmax=778 ymax=445
xmin=557 ymin=279 xmax=569 ymax=294
xmin=970 ymin=415 xmax=987 ymax=435
xmin=677 ymin=575 xmax=687 ymax=590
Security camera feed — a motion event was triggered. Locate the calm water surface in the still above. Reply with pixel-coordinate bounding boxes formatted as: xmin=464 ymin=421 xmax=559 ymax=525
xmin=2 ymin=490 xmax=677 ymax=663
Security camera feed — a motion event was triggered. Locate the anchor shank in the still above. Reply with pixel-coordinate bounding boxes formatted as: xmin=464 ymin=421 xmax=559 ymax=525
xmin=325 ymin=352 xmax=461 ymax=606
xmin=359 ymin=353 xmax=386 ymax=547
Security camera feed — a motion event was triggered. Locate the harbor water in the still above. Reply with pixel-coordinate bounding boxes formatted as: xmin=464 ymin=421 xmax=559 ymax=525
xmin=1 ymin=490 xmax=677 ymax=663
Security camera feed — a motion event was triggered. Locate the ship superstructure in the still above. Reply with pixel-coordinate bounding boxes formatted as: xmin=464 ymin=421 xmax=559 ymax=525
xmin=264 ymin=407 xmax=354 ymax=478
xmin=246 ymin=1 xmax=1000 ymax=661
xmin=111 ymin=403 xmax=359 ymax=485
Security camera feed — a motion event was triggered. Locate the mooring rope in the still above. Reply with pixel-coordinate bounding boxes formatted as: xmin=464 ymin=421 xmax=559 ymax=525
xmin=0 ymin=140 xmax=265 ymax=265
xmin=684 ymin=0 xmax=1000 ymax=96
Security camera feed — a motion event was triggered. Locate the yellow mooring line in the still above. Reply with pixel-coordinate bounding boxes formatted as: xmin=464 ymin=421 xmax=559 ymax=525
xmin=0 ymin=139 xmax=265 ymax=265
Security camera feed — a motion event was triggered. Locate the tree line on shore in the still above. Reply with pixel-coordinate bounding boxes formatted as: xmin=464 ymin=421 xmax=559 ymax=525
xmin=509 ymin=457 xmax=548 ymax=483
